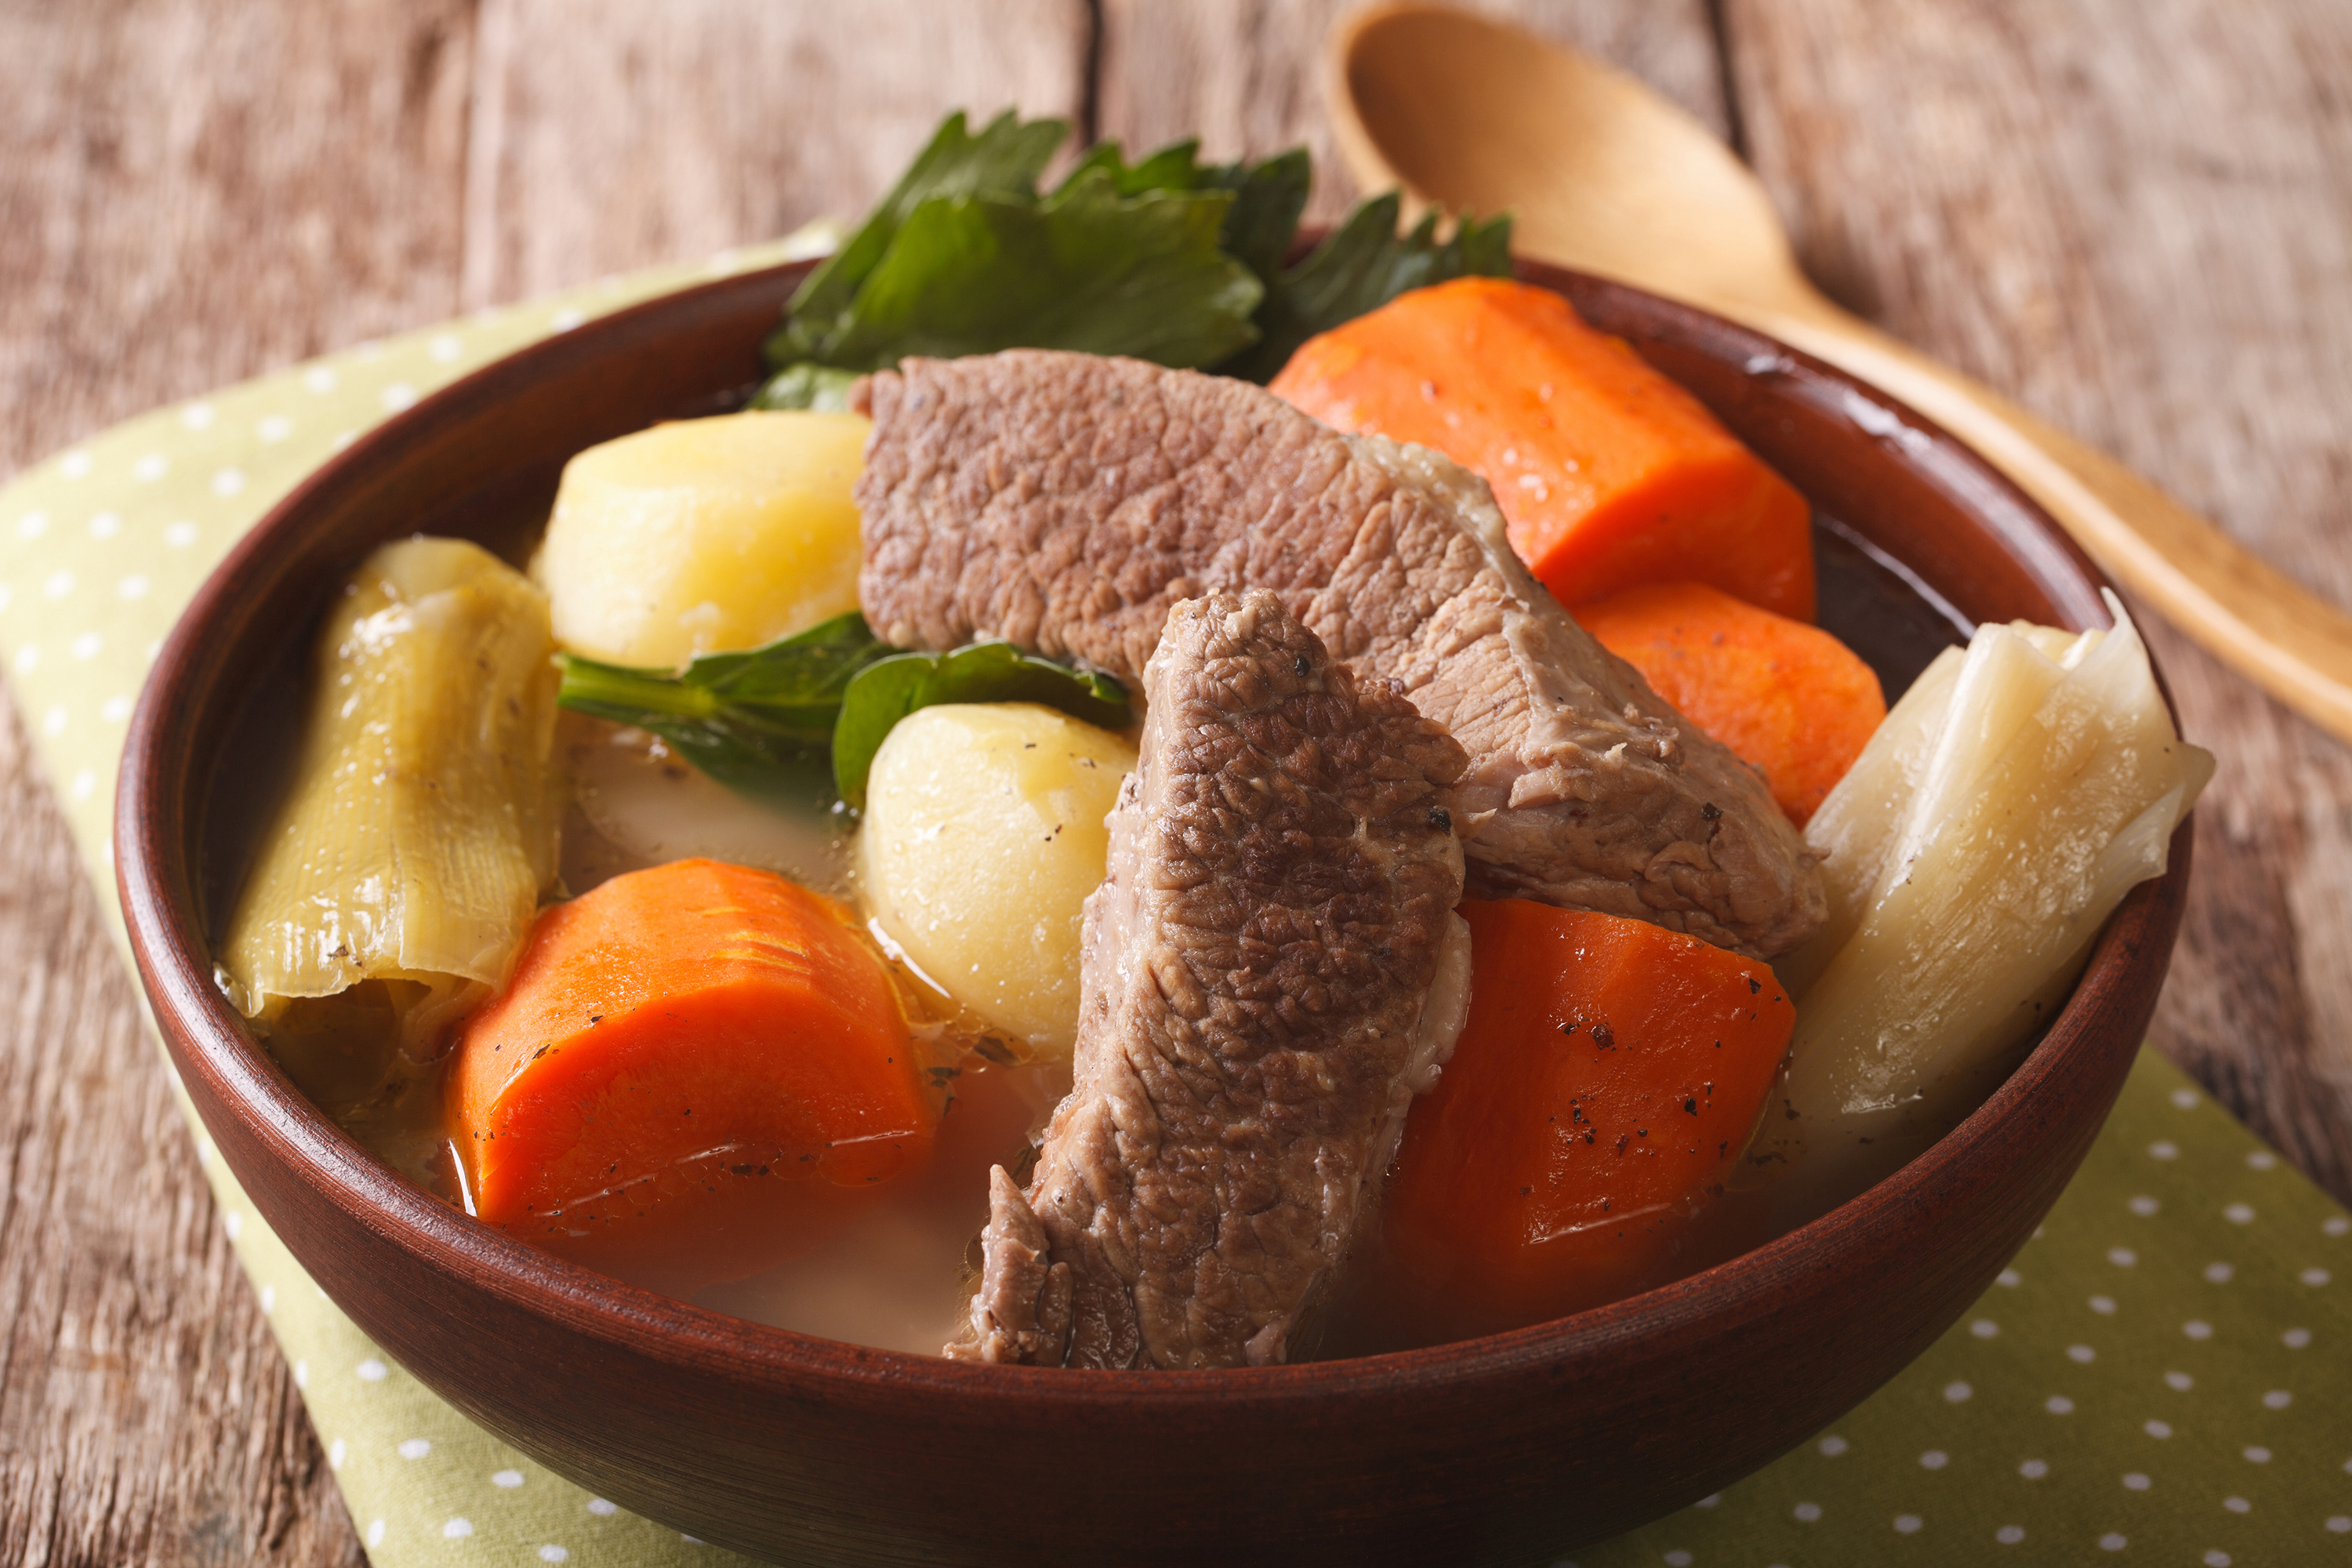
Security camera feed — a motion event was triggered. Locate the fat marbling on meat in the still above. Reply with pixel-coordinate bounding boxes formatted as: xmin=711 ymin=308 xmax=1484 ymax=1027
xmin=853 ymin=350 xmax=1824 ymax=960
xmin=949 ymin=589 xmax=1472 ymax=1369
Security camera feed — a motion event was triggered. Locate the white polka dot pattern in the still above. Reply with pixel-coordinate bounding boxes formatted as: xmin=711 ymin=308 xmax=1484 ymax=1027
xmin=1 ymin=227 xmax=2341 ymax=1568
xmin=0 ymin=236 xmax=824 ymax=1568
xmin=1584 ymin=1061 xmax=2350 ymax=1567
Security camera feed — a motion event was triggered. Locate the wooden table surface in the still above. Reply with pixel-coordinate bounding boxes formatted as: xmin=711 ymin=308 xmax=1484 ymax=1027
xmin=2 ymin=0 xmax=2347 ymax=1559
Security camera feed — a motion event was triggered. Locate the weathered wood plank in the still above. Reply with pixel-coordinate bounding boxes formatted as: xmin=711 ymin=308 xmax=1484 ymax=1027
xmin=0 ymin=671 xmax=368 ymax=1568
xmin=1097 ymin=0 xmax=1732 ymax=223
xmin=9 ymin=0 xmax=2352 ymax=1558
xmin=0 ymin=0 xmax=474 ymax=477
xmin=0 ymin=0 xmax=478 ymax=1561
xmin=0 ymin=2 xmax=1102 ymax=1559
xmin=460 ymin=0 xmax=1094 ymax=306
xmin=1725 ymin=0 xmax=2352 ymax=1200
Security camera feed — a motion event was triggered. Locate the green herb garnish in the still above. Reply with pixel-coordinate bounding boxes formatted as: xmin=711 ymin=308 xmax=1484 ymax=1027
xmin=1218 ymin=193 xmax=1515 ymax=384
xmin=796 ymin=166 xmax=1261 ymax=373
xmin=556 ymin=612 xmax=890 ymax=804
xmin=581 ymin=113 xmax=1501 ymax=804
xmin=754 ymin=111 xmax=1509 ymax=404
xmin=831 ymin=642 xmax=1129 ymax=811
xmin=769 ymin=111 xmax=1069 ymax=372
xmin=1051 ymin=138 xmax=1311 ymax=281
xmin=759 ymin=114 xmax=1265 ymax=401
xmin=556 ymin=613 xmax=1126 ymax=814
xmin=747 ymin=362 xmax=859 ymax=412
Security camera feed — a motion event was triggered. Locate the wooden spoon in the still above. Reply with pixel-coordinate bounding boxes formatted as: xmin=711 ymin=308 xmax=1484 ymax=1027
xmin=1327 ymin=2 xmax=2352 ymax=742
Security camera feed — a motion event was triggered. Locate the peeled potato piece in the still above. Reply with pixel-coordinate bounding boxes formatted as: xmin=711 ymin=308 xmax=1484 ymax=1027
xmin=219 ymin=537 xmax=561 ymax=1105
xmin=536 ymin=408 xmax=869 ymax=669
xmin=1759 ymin=597 xmax=2212 ymax=1223
xmin=856 ymin=702 xmax=1137 ymax=1059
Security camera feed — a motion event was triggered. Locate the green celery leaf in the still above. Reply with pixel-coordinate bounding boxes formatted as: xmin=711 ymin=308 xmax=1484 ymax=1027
xmin=749 ymin=361 xmax=860 ymax=412
xmin=811 ymin=168 xmax=1264 ymax=372
xmin=1056 ymin=140 xmax=1311 ymax=291
xmin=833 ymin=642 xmax=1129 ymax=811
xmin=556 ymin=611 xmax=891 ymax=805
xmin=1216 ymin=194 xmax=1515 ymax=383
xmin=751 ymin=113 xmax=1507 ymax=400
xmin=771 ymin=110 xmax=1069 ymax=368
xmin=1203 ymin=147 xmax=1312 ymax=284
xmin=1055 ymin=136 xmax=1212 ymax=196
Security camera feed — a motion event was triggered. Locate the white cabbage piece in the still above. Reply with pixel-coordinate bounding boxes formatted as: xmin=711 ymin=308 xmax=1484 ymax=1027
xmin=1758 ymin=594 xmax=2212 ymax=1223
xmin=218 ymin=537 xmax=561 ymax=1103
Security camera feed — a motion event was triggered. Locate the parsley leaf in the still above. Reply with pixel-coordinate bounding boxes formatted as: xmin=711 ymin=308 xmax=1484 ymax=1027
xmin=747 ymin=362 xmax=858 ymax=412
xmin=808 ymin=169 xmax=1262 ymax=372
xmin=555 ymin=612 xmax=890 ymax=805
xmin=1048 ymin=137 xmax=1309 ymax=283
xmin=1218 ymin=194 xmax=1515 ymax=383
xmin=1055 ymin=136 xmax=1217 ymax=196
xmin=832 ymin=643 xmax=1129 ymax=811
xmin=555 ymin=613 xmax=1127 ymax=815
xmin=1203 ymin=147 xmax=1312 ymax=284
xmin=772 ymin=111 xmax=1068 ymax=368
xmin=755 ymin=111 xmax=1505 ymax=405
xmin=1047 ymin=138 xmax=1316 ymax=347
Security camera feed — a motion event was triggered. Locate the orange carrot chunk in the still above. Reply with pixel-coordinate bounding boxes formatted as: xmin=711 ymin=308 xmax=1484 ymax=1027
xmin=1270 ymin=275 xmax=1815 ymax=620
xmin=1574 ymin=579 xmax=1887 ymax=826
xmin=1383 ymin=899 xmax=1795 ymax=1341
xmin=449 ymin=858 xmax=934 ymax=1295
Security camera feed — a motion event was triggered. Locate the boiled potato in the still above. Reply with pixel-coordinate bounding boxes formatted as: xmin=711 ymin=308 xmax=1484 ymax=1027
xmin=537 ymin=409 xmax=868 ymax=669
xmin=857 ymin=703 xmax=1137 ymax=1059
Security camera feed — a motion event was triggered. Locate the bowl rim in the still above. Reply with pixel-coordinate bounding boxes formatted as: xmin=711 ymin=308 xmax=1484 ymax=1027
xmin=114 ymin=254 xmax=2188 ymax=1413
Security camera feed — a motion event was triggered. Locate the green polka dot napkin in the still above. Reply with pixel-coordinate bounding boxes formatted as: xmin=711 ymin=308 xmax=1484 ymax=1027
xmin=2 ymin=232 xmax=2346 ymax=1567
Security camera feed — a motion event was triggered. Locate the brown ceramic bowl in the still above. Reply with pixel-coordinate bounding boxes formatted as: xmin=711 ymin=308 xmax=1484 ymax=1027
xmin=115 ymin=256 xmax=2189 ymax=1566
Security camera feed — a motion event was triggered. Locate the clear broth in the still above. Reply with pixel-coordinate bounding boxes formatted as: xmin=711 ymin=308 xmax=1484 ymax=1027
xmin=209 ymin=515 xmax=1969 ymax=1355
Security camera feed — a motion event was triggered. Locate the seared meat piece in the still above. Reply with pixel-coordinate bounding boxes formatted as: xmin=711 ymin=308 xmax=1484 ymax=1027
xmin=950 ymin=590 xmax=1472 ymax=1369
xmin=855 ymin=350 xmax=1823 ymax=958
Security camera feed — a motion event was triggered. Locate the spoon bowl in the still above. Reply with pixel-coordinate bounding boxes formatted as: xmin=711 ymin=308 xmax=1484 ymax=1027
xmin=1330 ymin=2 xmax=2352 ymax=744
xmin=1330 ymin=6 xmax=1802 ymax=317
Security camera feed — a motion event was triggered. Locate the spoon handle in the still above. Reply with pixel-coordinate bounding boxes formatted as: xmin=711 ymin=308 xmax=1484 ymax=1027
xmin=1726 ymin=302 xmax=2352 ymax=741
xmin=1320 ymin=2 xmax=2350 ymax=739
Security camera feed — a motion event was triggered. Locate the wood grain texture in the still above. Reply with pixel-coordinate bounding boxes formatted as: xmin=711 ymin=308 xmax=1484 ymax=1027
xmin=0 ymin=1 xmax=475 ymax=1561
xmin=5 ymin=0 xmax=2352 ymax=1559
xmin=0 ymin=691 xmax=362 ymax=1568
xmin=0 ymin=3 xmax=1098 ymax=1559
xmin=1724 ymin=0 xmax=2352 ymax=1202
xmin=0 ymin=0 xmax=474 ymax=477
xmin=460 ymin=0 xmax=1092 ymax=305
xmin=1096 ymin=0 xmax=1732 ymax=222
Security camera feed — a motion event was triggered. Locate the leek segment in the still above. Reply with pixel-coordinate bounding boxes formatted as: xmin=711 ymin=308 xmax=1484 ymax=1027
xmin=1759 ymin=597 xmax=2213 ymax=1222
xmin=219 ymin=537 xmax=561 ymax=1107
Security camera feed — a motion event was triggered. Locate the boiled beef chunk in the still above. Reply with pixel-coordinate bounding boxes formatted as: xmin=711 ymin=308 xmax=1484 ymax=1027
xmin=854 ymin=350 xmax=1823 ymax=959
xmin=949 ymin=590 xmax=1472 ymax=1368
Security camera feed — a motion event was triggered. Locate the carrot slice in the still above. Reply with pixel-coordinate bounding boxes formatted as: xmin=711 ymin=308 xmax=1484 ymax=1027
xmin=448 ymin=858 xmax=934 ymax=1294
xmin=1269 ymin=275 xmax=1815 ymax=619
xmin=1382 ymin=899 xmax=1794 ymax=1340
xmin=1574 ymin=580 xmax=1886 ymax=825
